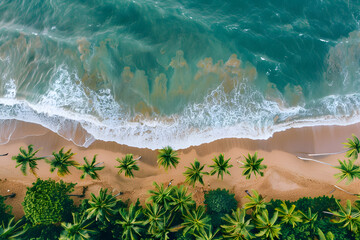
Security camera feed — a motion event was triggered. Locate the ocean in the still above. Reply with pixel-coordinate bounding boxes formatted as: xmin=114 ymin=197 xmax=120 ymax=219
xmin=0 ymin=0 xmax=360 ymax=149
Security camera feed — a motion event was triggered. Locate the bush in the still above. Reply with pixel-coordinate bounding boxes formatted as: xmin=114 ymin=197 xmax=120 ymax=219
xmin=22 ymin=178 xmax=76 ymax=225
xmin=204 ymin=188 xmax=237 ymax=228
xmin=0 ymin=195 xmax=13 ymax=224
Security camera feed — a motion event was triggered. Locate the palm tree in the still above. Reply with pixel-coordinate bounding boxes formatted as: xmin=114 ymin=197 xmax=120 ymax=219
xmin=169 ymin=185 xmax=195 ymax=214
xmin=147 ymin=182 xmax=173 ymax=210
xmin=317 ymin=228 xmax=335 ymax=240
xmin=254 ymin=209 xmax=281 ymax=240
xmin=143 ymin=203 xmax=166 ymax=234
xmin=275 ymin=201 xmax=303 ymax=227
xmin=47 ymin=148 xmax=79 ymax=177
xmin=221 ymin=208 xmax=254 ymax=240
xmin=60 ymin=213 xmax=96 ymax=240
xmin=12 ymin=145 xmax=45 ymax=176
xmin=183 ymin=159 xmax=208 ymax=187
xmin=244 ymin=190 xmax=268 ymax=215
xmin=149 ymin=214 xmax=178 ymax=240
xmin=86 ymin=188 xmax=118 ymax=223
xmin=193 ymin=226 xmax=222 ymax=240
xmin=304 ymin=134 xmax=359 ymax=157
xmin=157 ymin=146 xmax=180 ymax=170
xmin=182 ymin=206 xmax=211 ymax=235
xmin=240 ymin=152 xmax=267 ymax=179
xmin=300 ymin=208 xmax=318 ymax=231
xmin=0 ymin=217 xmax=27 ymax=239
xmin=116 ymin=204 xmax=146 ymax=240
xmin=327 ymin=199 xmax=360 ymax=233
xmin=333 ymin=159 xmax=360 ymax=185
xmin=209 ymin=154 xmax=233 ymax=180
xmin=77 ymin=155 xmax=104 ymax=180
xmin=343 ymin=134 xmax=360 ymax=160
xmin=115 ymin=154 xmax=139 ymax=178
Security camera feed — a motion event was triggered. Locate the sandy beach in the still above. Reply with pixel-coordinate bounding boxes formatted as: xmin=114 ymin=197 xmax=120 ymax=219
xmin=1 ymin=120 xmax=360 ymax=219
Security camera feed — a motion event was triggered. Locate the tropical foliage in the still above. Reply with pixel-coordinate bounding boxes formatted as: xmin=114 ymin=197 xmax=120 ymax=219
xmin=333 ymin=159 xmax=360 ymax=185
xmin=343 ymin=134 xmax=360 ymax=160
xmin=77 ymin=155 xmax=104 ymax=180
xmin=86 ymin=188 xmax=118 ymax=223
xmin=115 ymin=154 xmax=139 ymax=178
xmin=209 ymin=154 xmax=233 ymax=180
xmin=183 ymin=159 xmax=208 ymax=187
xmin=47 ymin=148 xmax=79 ymax=177
xmin=240 ymin=152 xmax=267 ymax=179
xmin=22 ymin=178 xmax=75 ymax=225
xmin=12 ymin=144 xmax=45 ymax=176
xmin=157 ymin=146 xmax=180 ymax=170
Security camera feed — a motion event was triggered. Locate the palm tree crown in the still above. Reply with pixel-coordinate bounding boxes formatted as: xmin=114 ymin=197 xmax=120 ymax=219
xmin=0 ymin=217 xmax=27 ymax=239
xmin=169 ymin=185 xmax=195 ymax=214
xmin=77 ymin=155 xmax=104 ymax=180
xmin=60 ymin=213 xmax=95 ymax=240
xmin=275 ymin=201 xmax=303 ymax=227
xmin=86 ymin=188 xmax=118 ymax=223
xmin=115 ymin=154 xmax=139 ymax=178
xmin=221 ymin=208 xmax=254 ymax=239
xmin=143 ymin=203 xmax=166 ymax=235
xmin=116 ymin=204 xmax=146 ymax=240
xmin=183 ymin=159 xmax=208 ymax=187
xmin=333 ymin=159 xmax=360 ymax=185
xmin=193 ymin=226 xmax=222 ymax=240
xmin=182 ymin=206 xmax=211 ymax=235
xmin=157 ymin=146 xmax=180 ymax=170
xmin=47 ymin=148 xmax=79 ymax=177
xmin=209 ymin=154 xmax=233 ymax=180
xmin=12 ymin=144 xmax=45 ymax=176
xmin=240 ymin=152 xmax=267 ymax=179
xmin=254 ymin=209 xmax=282 ymax=240
xmin=244 ymin=190 xmax=268 ymax=215
xmin=147 ymin=182 xmax=173 ymax=210
xmin=343 ymin=134 xmax=360 ymax=160
xmin=329 ymin=199 xmax=360 ymax=233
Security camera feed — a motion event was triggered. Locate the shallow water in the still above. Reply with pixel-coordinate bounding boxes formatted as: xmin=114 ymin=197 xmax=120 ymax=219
xmin=0 ymin=0 xmax=360 ymax=149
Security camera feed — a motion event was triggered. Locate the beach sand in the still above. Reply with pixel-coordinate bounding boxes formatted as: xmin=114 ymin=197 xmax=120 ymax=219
xmin=1 ymin=120 xmax=360 ymax=219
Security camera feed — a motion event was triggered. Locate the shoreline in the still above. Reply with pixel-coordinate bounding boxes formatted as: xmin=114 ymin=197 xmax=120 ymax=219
xmin=1 ymin=120 xmax=360 ymax=219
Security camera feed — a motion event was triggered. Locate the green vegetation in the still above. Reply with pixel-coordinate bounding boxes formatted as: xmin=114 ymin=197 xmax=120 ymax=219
xmin=115 ymin=154 xmax=140 ymax=178
xmin=77 ymin=155 xmax=104 ymax=180
xmin=22 ymin=178 xmax=75 ymax=225
xmin=47 ymin=148 xmax=79 ymax=177
xmin=209 ymin=154 xmax=233 ymax=180
xmin=157 ymin=146 xmax=180 ymax=170
xmin=183 ymin=159 xmax=208 ymax=187
xmin=12 ymin=144 xmax=45 ymax=176
xmin=240 ymin=152 xmax=267 ymax=179
xmin=5 ymin=135 xmax=360 ymax=239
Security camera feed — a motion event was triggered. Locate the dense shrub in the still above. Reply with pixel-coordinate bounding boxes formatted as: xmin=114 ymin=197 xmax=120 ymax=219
xmin=0 ymin=195 xmax=13 ymax=224
xmin=204 ymin=188 xmax=237 ymax=228
xmin=22 ymin=178 xmax=75 ymax=225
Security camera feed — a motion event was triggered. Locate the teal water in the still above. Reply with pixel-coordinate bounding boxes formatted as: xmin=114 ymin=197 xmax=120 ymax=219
xmin=0 ymin=0 xmax=360 ymax=149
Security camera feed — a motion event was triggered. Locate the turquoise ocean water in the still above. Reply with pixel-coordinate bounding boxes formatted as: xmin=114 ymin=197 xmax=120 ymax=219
xmin=0 ymin=0 xmax=360 ymax=149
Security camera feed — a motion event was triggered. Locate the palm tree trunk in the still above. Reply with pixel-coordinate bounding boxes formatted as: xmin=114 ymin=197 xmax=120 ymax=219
xmin=0 ymin=153 xmax=8 ymax=156
xmin=135 ymin=156 xmax=142 ymax=160
xmin=94 ymin=162 xmax=104 ymax=167
xmin=245 ymin=190 xmax=252 ymax=197
xmin=3 ymin=193 xmax=16 ymax=199
xmin=114 ymin=192 xmax=123 ymax=197
xmin=322 ymin=211 xmax=334 ymax=216
xmin=296 ymin=156 xmax=335 ymax=167
xmin=68 ymin=186 xmax=88 ymax=198
xmin=307 ymin=149 xmax=347 ymax=157
xmin=333 ymin=185 xmax=360 ymax=196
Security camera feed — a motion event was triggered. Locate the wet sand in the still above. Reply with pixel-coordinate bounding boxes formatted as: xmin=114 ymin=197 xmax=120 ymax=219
xmin=1 ymin=120 xmax=360 ymax=219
